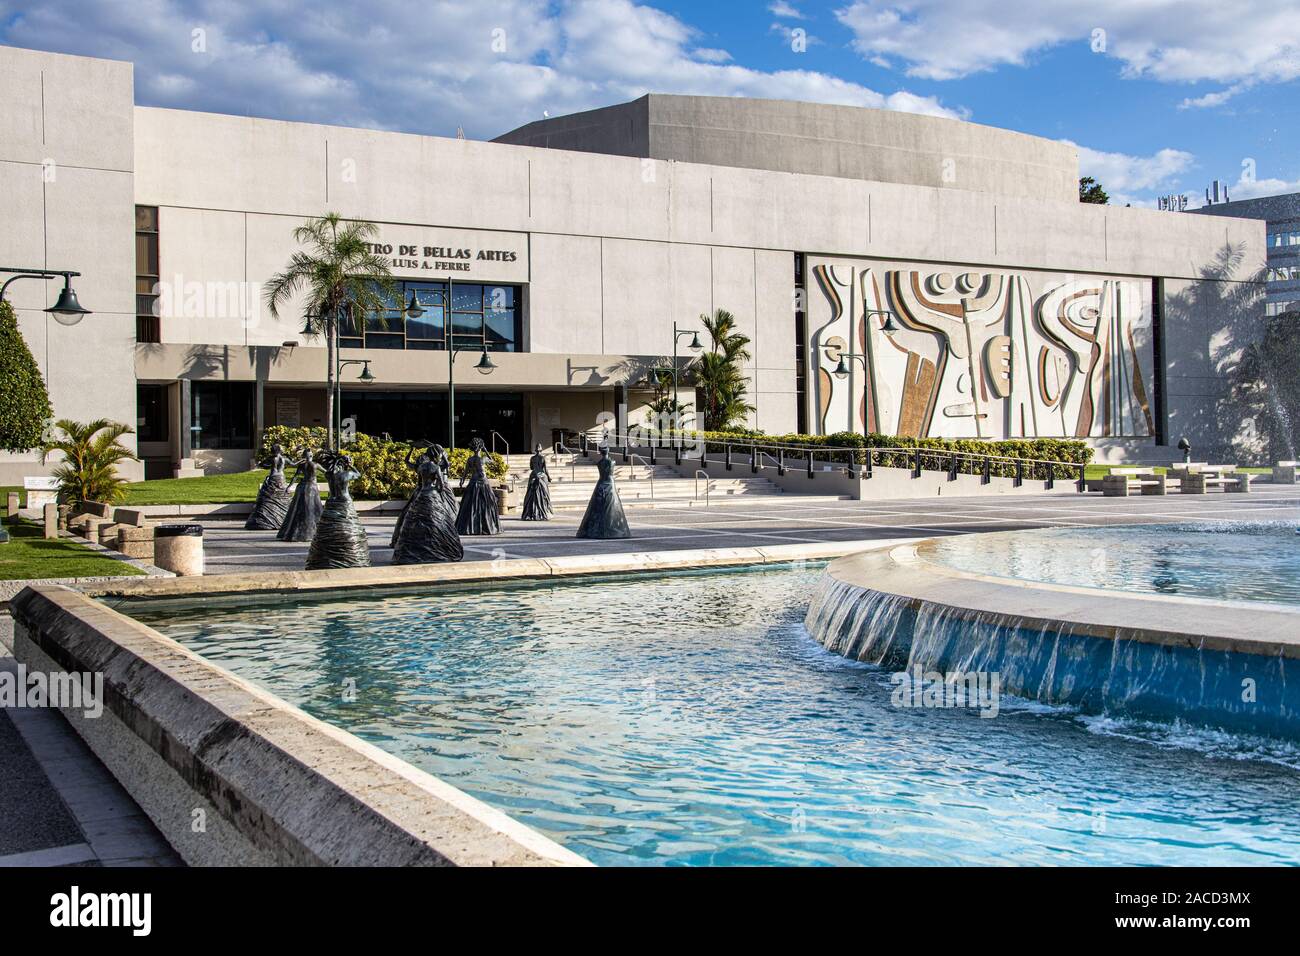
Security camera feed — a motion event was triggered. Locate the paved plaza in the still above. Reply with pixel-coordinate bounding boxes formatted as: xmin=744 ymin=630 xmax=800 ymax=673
xmin=195 ymin=485 xmax=1300 ymax=574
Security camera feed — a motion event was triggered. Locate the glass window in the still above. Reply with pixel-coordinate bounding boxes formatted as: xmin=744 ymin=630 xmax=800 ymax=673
xmin=136 ymin=384 xmax=168 ymax=444
xmin=191 ymin=382 xmax=254 ymax=449
xmin=343 ymin=280 xmax=521 ymax=352
xmin=135 ymin=206 xmax=160 ymax=343
xmin=452 ymin=284 xmax=482 ymax=311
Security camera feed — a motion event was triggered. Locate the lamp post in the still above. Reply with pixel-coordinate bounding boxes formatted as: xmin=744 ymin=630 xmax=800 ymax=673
xmin=829 ymin=308 xmax=897 ymax=439
xmin=0 ymin=268 xmax=92 ymax=323
xmin=335 ymin=358 xmax=374 ymax=447
xmin=447 ymin=344 xmax=496 ymax=450
xmin=671 ymin=322 xmax=702 ymax=430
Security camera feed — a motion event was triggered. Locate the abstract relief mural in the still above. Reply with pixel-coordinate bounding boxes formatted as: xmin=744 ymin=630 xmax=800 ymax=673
xmin=807 ymin=259 xmax=1156 ymax=439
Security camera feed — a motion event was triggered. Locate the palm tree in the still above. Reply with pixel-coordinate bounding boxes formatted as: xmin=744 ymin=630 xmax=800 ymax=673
xmin=644 ymin=367 xmax=692 ymax=431
xmin=693 ymin=309 xmax=754 ymax=431
xmin=264 ymin=213 xmax=398 ymax=450
xmin=41 ymin=418 xmax=137 ymax=505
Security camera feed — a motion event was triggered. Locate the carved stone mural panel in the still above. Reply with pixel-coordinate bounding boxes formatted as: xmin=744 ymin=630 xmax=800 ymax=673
xmin=807 ymin=257 xmax=1155 ymax=439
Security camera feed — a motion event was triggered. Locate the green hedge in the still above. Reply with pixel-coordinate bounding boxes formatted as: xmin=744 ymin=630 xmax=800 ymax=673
xmin=257 ymin=426 xmax=506 ymax=499
xmin=644 ymin=429 xmax=1092 ymax=481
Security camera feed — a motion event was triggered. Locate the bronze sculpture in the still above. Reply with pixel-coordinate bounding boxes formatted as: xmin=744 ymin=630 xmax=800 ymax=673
xmin=455 ymin=437 xmax=501 ymax=535
xmin=277 ymin=447 xmax=324 ymax=542
xmin=576 ymin=446 xmax=630 ymax=539
xmin=520 ymin=443 xmax=553 ymax=521
xmin=246 ymin=442 xmax=293 ymax=530
xmin=305 ymin=451 xmax=371 ymax=569
xmin=392 ymin=443 xmax=463 ymax=564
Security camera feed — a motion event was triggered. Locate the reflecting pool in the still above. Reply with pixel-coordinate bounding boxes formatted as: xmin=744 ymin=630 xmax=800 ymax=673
xmin=127 ymin=565 xmax=1300 ymax=866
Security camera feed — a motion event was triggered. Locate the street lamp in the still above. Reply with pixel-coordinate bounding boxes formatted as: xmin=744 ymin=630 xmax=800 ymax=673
xmin=336 ymin=358 xmax=375 ymax=447
xmin=671 ymin=322 xmax=702 ymax=430
xmin=0 ymin=268 xmax=92 ymax=324
xmin=829 ymin=307 xmax=899 ymax=443
xmin=447 ymin=343 xmax=496 ymax=449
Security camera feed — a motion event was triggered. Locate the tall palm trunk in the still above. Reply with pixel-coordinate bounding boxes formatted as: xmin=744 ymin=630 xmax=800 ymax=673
xmin=325 ymin=312 xmax=337 ymax=451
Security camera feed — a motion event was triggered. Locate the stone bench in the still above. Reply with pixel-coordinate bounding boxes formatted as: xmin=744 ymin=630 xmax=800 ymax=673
xmin=1180 ymin=472 xmax=1252 ymax=494
xmin=1274 ymin=461 xmax=1298 ymax=485
xmin=114 ymin=526 xmax=155 ymax=561
xmin=1101 ymin=469 xmax=1168 ymax=497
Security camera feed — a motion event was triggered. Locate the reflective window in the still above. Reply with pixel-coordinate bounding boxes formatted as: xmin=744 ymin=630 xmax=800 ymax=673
xmin=191 ymin=382 xmax=254 ymax=449
xmin=338 ymin=280 xmax=521 ymax=352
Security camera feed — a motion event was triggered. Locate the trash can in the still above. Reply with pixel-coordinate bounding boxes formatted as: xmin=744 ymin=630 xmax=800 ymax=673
xmin=154 ymin=523 xmax=204 ymax=576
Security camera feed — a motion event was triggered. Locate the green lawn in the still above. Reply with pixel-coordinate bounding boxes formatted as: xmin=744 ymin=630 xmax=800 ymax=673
xmin=0 ymin=519 xmax=145 ymax=581
xmin=122 ymin=470 xmax=268 ymax=505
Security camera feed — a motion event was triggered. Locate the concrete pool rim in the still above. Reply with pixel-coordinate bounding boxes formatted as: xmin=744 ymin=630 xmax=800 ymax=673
xmin=823 ymin=538 xmax=1300 ymax=659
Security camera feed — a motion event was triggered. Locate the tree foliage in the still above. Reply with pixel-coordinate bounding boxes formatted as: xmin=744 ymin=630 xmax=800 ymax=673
xmin=41 ymin=418 xmax=137 ymax=505
xmin=692 ymin=309 xmax=755 ymax=431
xmin=1079 ymin=176 xmax=1109 ymax=204
xmin=0 ymin=299 xmax=53 ymax=452
xmin=263 ymin=213 xmax=398 ymax=451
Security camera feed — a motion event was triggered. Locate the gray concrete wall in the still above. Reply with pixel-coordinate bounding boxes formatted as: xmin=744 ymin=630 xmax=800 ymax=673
xmin=495 ymin=94 xmax=1080 ymax=204
xmin=0 ymin=47 xmax=140 ymax=483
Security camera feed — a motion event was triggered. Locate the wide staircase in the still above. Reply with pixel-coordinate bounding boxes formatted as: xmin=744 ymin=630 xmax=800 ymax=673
xmin=501 ymin=452 xmax=809 ymax=509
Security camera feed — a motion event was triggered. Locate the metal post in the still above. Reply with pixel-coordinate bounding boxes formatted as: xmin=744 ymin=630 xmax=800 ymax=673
xmin=948 ymin=452 xmax=958 ymax=481
xmin=982 ymin=458 xmax=991 ymax=484
xmin=864 ymin=448 xmax=873 ymax=480
xmin=1077 ymin=464 xmax=1086 ymax=493
xmin=725 ymin=443 xmax=732 ymax=471
xmin=447 ymin=343 xmax=456 ymax=450
xmin=751 ymin=444 xmax=759 ymax=474
xmin=1047 ymin=462 xmax=1055 ymax=489
xmin=807 ymin=448 xmax=815 ymax=479
xmin=674 ymin=443 xmax=682 ymax=466
xmin=912 ymin=448 xmax=922 ymax=479
xmin=778 ymin=447 xmax=786 ymax=476
xmin=1015 ymin=460 xmax=1024 ymax=487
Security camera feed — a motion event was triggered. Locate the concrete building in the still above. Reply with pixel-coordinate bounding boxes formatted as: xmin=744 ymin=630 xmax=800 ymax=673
xmin=0 ymin=45 xmax=1269 ymax=484
xmin=1193 ymin=191 xmax=1300 ymax=318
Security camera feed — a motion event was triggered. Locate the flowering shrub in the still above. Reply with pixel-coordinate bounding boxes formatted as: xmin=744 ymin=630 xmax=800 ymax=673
xmin=257 ymin=426 xmax=505 ymax=498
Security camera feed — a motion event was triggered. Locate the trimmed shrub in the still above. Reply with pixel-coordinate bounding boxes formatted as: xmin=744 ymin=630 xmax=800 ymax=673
xmin=257 ymin=426 xmax=506 ymax=498
xmin=0 ymin=299 xmax=53 ymax=452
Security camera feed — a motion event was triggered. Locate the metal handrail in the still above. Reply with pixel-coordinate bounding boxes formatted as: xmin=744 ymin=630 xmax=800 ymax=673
xmin=489 ymin=430 xmax=509 ymax=458
xmin=625 ymin=454 xmax=654 ymax=498
xmin=609 ymin=431 xmax=1086 ymax=487
xmin=694 ymin=469 xmax=711 ymax=506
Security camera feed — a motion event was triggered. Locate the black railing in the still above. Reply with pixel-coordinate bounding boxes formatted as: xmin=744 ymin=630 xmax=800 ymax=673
xmin=581 ymin=431 xmax=1088 ymax=490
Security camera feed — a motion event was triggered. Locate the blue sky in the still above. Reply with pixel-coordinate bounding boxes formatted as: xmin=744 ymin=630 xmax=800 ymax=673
xmin=2 ymin=0 xmax=1296 ymax=206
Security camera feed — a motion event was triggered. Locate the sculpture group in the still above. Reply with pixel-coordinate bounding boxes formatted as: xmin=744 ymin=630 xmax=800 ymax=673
xmin=241 ymin=436 xmax=632 ymax=570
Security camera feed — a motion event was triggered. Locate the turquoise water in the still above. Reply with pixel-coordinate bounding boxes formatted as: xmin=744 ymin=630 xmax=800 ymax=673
xmin=929 ymin=522 xmax=1300 ymax=606
xmin=128 ymin=566 xmax=1300 ymax=866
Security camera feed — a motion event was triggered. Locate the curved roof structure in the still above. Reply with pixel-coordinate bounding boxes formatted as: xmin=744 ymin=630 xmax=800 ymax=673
xmin=494 ymin=94 xmax=1080 ymax=203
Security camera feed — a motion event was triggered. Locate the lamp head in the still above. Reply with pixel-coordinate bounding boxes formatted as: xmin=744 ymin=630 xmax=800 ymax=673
xmin=688 ymin=332 xmax=702 ymax=351
xmin=832 ymin=356 xmax=850 ymax=379
xmin=47 ymin=278 xmax=90 ymax=325
xmin=475 ymin=350 xmax=497 ymax=375
xmin=358 ymin=363 xmax=375 ymax=384
xmin=406 ymin=292 xmax=424 ymax=318
xmin=880 ymin=312 xmax=899 ymax=333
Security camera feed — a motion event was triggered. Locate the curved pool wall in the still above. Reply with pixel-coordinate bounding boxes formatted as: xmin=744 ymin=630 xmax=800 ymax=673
xmin=807 ymin=544 xmax=1300 ymax=740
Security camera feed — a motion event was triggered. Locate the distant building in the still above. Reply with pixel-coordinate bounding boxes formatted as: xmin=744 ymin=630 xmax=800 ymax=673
xmin=1193 ymin=192 xmax=1300 ymax=318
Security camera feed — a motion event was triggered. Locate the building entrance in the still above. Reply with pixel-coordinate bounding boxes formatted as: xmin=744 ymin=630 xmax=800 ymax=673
xmin=340 ymin=390 xmax=525 ymax=451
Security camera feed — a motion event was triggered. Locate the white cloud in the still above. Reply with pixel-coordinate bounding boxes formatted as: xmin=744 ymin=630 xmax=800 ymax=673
xmin=769 ymin=1 xmax=805 ymax=18
xmin=0 ymin=0 xmax=965 ymax=138
xmin=835 ymin=0 xmax=1300 ymax=93
xmin=1068 ymin=141 xmax=1196 ymax=196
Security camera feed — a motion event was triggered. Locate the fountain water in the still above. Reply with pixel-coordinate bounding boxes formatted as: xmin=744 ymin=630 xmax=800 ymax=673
xmin=805 ymin=575 xmax=1300 ymax=740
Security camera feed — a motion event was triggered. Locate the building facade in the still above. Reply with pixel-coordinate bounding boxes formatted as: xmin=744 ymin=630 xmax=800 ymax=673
xmin=0 ymin=45 xmax=1269 ymax=483
xmin=1193 ymin=191 xmax=1300 ymax=318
